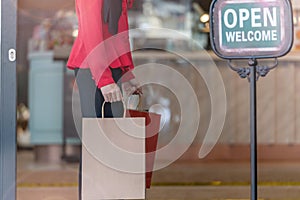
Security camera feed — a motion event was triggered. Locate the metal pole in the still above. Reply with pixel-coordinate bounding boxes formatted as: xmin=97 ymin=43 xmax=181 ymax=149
xmin=249 ymin=58 xmax=258 ymax=200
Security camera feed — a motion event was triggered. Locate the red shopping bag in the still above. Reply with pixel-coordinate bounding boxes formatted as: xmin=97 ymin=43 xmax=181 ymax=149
xmin=126 ymin=109 xmax=161 ymax=188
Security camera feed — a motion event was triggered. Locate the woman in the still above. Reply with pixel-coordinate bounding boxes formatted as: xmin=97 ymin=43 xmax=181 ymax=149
xmin=67 ymin=0 xmax=139 ymax=198
xmin=67 ymin=0 xmax=138 ymax=108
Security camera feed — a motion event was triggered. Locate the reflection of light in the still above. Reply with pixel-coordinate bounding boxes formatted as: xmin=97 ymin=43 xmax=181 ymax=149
xmin=72 ymin=29 xmax=78 ymax=37
xmin=200 ymin=14 xmax=210 ymax=23
xmin=149 ymin=103 xmax=171 ymax=132
xmin=193 ymin=2 xmax=209 ymax=23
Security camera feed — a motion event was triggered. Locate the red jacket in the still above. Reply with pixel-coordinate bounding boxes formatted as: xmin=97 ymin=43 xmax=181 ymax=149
xmin=67 ymin=0 xmax=134 ymax=88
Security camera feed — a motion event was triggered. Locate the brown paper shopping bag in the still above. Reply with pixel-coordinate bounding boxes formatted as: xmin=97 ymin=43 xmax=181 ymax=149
xmin=81 ymin=103 xmax=146 ymax=200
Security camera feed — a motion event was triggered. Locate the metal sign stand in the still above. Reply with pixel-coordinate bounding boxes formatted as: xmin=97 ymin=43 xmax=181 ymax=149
xmin=227 ymin=58 xmax=278 ymax=200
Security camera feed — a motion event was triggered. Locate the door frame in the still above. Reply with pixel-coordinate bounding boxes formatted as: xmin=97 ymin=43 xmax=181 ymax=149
xmin=0 ymin=0 xmax=17 ymax=199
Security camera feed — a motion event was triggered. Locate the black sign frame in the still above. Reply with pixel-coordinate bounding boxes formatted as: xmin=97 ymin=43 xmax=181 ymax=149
xmin=210 ymin=0 xmax=294 ymax=59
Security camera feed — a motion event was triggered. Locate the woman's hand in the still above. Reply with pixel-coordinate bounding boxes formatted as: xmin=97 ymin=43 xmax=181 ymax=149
xmin=101 ymin=83 xmax=123 ymax=103
xmin=122 ymin=78 xmax=142 ymax=97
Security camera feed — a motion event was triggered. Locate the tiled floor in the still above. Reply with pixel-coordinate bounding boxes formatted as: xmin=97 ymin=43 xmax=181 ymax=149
xmin=16 ymin=150 xmax=300 ymax=200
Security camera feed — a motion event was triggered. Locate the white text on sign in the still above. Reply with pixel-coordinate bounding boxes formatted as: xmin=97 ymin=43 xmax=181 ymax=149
xmin=223 ymin=7 xmax=279 ymax=43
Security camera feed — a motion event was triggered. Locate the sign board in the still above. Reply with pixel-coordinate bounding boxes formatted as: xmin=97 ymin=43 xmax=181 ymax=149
xmin=210 ymin=0 xmax=294 ymax=59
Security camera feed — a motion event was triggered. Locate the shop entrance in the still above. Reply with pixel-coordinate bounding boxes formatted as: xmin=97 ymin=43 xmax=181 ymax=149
xmin=0 ymin=0 xmax=17 ymax=199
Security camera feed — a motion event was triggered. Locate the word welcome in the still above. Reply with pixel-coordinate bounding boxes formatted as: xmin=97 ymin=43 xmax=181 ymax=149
xmin=225 ymin=30 xmax=277 ymax=42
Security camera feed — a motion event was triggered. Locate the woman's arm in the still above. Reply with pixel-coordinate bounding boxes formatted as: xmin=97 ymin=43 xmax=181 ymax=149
xmin=77 ymin=0 xmax=115 ymax=88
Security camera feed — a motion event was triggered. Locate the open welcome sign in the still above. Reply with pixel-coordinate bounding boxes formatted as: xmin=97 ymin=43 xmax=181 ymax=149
xmin=210 ymin=0 xmax=293 ymax=59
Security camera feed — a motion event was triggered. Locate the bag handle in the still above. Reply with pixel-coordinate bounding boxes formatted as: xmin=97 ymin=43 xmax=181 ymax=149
xmin=101 ymin=94 xmax=143 ymax=118
xmin=101 ymin=101 xmax=127 ymax=118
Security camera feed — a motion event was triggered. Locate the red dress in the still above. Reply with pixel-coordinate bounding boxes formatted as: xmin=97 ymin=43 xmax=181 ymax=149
xmin=67 ymin=0 xmax=134 ymax=88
